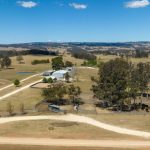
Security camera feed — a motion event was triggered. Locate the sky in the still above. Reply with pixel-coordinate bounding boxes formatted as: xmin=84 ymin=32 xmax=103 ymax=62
xmin=0 ymin=0 xmax=150 ymax=43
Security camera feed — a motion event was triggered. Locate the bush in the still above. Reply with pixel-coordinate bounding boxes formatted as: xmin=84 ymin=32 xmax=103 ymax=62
xmin=31 ymin=59 xmax=50 ymax=65
xmin=47 ymin=77 xmax=53 ymax=83
xmin=43 ymin=78 xmax=48 ymax=83
xmin=65 ymin=61 xmax=73 ymax=67
xmin=14 ymin=79 xmax=20 ymax=87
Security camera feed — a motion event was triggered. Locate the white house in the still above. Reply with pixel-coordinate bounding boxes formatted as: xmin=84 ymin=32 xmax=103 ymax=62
xmin=43 ymin=67 xmax=75 ymax=81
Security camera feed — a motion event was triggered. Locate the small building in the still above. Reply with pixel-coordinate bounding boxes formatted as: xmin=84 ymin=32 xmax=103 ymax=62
xmin=42 ymin=70 xmax=54 ymax=77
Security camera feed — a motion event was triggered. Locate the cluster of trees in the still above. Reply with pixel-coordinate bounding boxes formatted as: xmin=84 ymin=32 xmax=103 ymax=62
xmin=16 ymin=55 xmax=24 ymax=64
xmin=43 ymin=77 xmax=54 ymax=83
xmin=42 ymin=83 xmax=81 ymax=105
xmin=31 ymin=59 xmax=50 ymax=65
xmin=91 ymin=58 xmax=150 ymax=111
xmin=51 ymin=56 xmax=73 ymax=70
xmin=135 ymin=50 xmax=149 ymax=58
xmin=28 ymin=49 xmax=58 ymax=56
xmin=0 ymin=56 xmax=11 ymax=69
xmin=69 ymin=46 xmax=96 ymax=60
xmin=0 ymin=49 xmax=58 ymax=57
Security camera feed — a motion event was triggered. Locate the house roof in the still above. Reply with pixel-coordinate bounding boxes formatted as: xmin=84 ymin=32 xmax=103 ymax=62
xmin=53 ymin=70 xmax=68 ymax=75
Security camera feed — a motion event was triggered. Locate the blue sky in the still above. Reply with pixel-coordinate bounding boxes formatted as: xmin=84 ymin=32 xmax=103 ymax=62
xmin=0 ymin=0 xmax=150 ymax=43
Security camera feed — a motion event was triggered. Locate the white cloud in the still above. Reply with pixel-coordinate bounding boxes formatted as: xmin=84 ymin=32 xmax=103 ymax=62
xmin=125 ymin=0 xmax=150 ymax=8
xmin=69 ymin=3 xmax=87 ymax=10
xmin=17 ymin=1 xmax=37 ymax=8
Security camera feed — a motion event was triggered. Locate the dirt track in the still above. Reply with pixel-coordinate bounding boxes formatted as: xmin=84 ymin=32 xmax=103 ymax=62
xmin=0 ymin=74 xmax=39 ymax=91
xmin=0 ymin=78 xmax=42 ymax=101
xmin=0 ymin=137 xmax=150 ymax=148
xmin=0 ymin=114 xmax=150 ymax=147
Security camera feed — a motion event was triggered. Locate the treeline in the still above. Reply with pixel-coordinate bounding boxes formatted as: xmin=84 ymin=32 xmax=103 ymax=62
xmin=135 ymin=50 xmax=149 ymax=58
xmin=68 ymin=46 xmax=96 ymax=60
xmin=92 ymin=58 xmax=150 ymax=111
xmin=0 ymin=56 xmax=11 ymax=69
xmin=0 ymin=49 xmax=58 ymax=57
xmin=31 ymin=59 xmax=50 ymax=65
xmin=51 ymin=56 xmax=73 ymax=70
xmin=42 ymin=83 xmax=82 ymax=105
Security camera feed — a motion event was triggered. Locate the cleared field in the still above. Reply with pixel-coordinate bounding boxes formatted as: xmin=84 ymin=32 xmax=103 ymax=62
xmin=89 ymin=113 xmax=150 ymax=132
xmin=0 ymin=75 xmax=42 ymax=96
xmin=0 ymin=120 xmax=143 ymax=140
xmin=74 ymin=67 xmax=98 ymax=94
xmin=0 ymin=55 xmax=50 ymax=88
xmin=0 ymin=88 xmax=42 ymax=111
xmin=97 ymin=54 xmax=150 ymax=64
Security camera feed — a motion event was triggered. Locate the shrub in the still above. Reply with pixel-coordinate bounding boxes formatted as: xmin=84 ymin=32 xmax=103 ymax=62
xmin=14 ymin=79 xmax=20 ymax=87
xmin=31 ymin=59 xmax=50 ymax=65
xmin=47 ymin=77 xmax=53 ymax=83
xmin=43 ymin=78 xmax=48 ymax=83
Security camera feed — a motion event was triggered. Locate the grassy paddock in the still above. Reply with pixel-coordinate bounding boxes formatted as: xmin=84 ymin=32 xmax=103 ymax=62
xmin=96 ymin=54 xmax=150 ymax=64
xmin=89 ymin=113 xmax=150 ymax=132
xmin=0 ymin=75 xmax=42 ymax=96
xmin=0 ymin=120 xmax=143 ymax=140
xmin=0 ymin=88 xmax=42 ymax=112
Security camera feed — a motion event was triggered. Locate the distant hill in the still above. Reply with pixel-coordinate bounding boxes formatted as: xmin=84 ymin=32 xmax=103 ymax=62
xmin=0 ymin=41 xmax=150 ymax=49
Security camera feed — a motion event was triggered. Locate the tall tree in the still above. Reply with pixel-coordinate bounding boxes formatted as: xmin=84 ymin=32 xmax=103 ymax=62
xmin=16 ymin=55 xmax=24 ymax=64
xmin=51 ymin=56 xmax=64 ymax=70
xmin=3 ymin=56 xmax=11 ymax=68
xmin=136 ymin=63 xmax=150 ymax=104
xmin=42 ymin=83 xmax=66 ymax=104
xmin=65 ymin=72 xmax=70 ymax=83
xmin=91 ymin=58 xmax=129 ymax=109
xmin=67 ymin=84 xmax=81 ymax=104
xmin=128 ymin=63 xmax=139 ymax=107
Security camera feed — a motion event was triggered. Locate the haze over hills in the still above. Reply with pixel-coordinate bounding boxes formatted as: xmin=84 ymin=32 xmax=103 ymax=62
xmin=1 ymin=41 xmax=150 ymax=47
xmin=0 ymin=41 xmax=150 ymax=50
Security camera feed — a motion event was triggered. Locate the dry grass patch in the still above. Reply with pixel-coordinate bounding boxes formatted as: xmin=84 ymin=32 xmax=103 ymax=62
xmin=0 ymin=75 xmax=42 ymax=96
xmin=0 ymin=145 xmax=141 ymax=150
xmin=0 ymin=88 xmax=42 ymax=111
xmin=0 ymin=120 xmax=143 ymax=140
xmin=97 ymin=54 xmax=150 ymax=64
xmin=89 ymin=113 xmax=150 ymax=132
